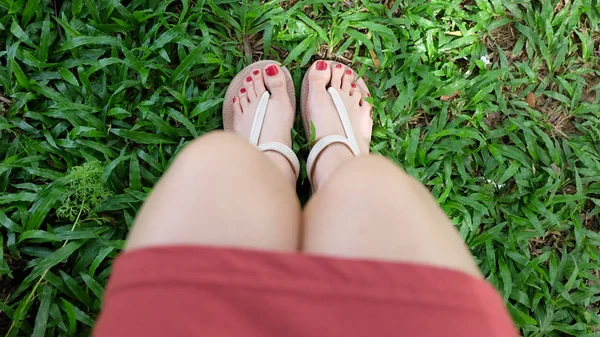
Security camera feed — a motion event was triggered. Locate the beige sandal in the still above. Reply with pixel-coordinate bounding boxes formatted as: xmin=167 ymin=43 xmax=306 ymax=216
xmin=223 ymin=60 xmax=300 ymax=180
xmin=300 ymin=61 xmax=370 ymax=186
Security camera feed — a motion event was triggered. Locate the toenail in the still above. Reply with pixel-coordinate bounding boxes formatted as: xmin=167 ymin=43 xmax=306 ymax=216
xmin=316 ymin=61 xmax=327 ymax=71
xmin=233 ymin=97 xmax=236 ymax=102
xmin=246 ymin=76 xmax=252 ymax=82
xmin=351 ymin=83 xmax=357 ymax=88
xmin=265 ymin=65 xmax=278 ymax=76
xmin=240 ymin=88 xmax=246 ymax=93
xmin=367 ymin=93 xmax=371 ymax=97
xmin=346 ymin=69 xmax=352 ymax=75
xmin=253 ymin=69 xmax=259 ymax=75
xmin=335 ymin=64 xmax=342 ymax=69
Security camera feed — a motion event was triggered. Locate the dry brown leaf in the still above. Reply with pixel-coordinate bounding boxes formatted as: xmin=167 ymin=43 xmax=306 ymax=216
xmin=368 ymin=49 xmax=380 ymax=69
xmin=446 ymin=31 xmax=463 ymax=37
xmin=551 ymin=163 xmax=561 ymax=175
xmin=440 ymin=90 xmax=460 ymax=101
xmin=526 ymin=92 xmax=536 ymax=108
xmin=0 ymin=94 xmax=11 ymax=104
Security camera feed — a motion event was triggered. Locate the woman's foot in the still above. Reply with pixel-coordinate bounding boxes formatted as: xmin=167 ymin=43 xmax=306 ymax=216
xmin=305 ymin=60 xmax=373 ymax=189
xmin=231 ymin=63 xmax=296 ymax=184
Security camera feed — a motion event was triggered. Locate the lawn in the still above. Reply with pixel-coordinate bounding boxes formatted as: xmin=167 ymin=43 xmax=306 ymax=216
xmin=1 ymin=0 xmax=599 ymax=336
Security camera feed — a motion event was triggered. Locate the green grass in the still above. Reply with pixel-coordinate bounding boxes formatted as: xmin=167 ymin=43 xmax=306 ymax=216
xmin=1 ymin=0 xmax=599 ymax=335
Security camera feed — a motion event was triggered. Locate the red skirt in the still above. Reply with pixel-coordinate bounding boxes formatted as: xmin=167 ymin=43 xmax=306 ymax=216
xmin=94 ymin=246 xmax=518 ymax=337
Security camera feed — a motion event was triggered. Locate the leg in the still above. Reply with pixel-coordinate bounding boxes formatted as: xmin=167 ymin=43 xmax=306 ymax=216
xmin=126 ymin=131 xmax=301 ymax=251
xmin=96 ymin=64 xmax=304 ymax=337
xmin=127 ymin=62 xmax=301 ymax=252
xmin=303 ymin=155 xmax=482 ymax=278
xmin=301 ymin=60 xmax=481 ymax=277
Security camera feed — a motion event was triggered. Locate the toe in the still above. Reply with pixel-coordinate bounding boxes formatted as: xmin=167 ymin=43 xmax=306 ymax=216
xmin=251 ymin=68 xmax=266 ymax=96
xmin=331 ymin=63 xmax=344 ymax=88
xmin=355 ymin=78 xmax=372 ymax=115
xmin=349 ymin=82 xmax=359 ymax=97
xmin=360 ymin=97 xmax=372 ymax=112
xmin=359 ymin=94 xmax=373 ymax=117
xmin=341 ymin=68 xmax=355 ymax=91
xmin=348 ymin=82 xmax=362 ymax=104
xmin=307 ymin=60 xmax=331 ymax=89
xmin=262 ymin=64 xmax=287 ymax=95
xmin=243 ymin=75 xmax=256 ymax=99
xmin=239 ymin=87 xmax=250 ymax=108
xmin=232 ymin=96 xmax=242 ymax=114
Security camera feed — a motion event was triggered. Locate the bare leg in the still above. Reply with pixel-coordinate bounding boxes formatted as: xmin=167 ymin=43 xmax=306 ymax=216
xmin=301 ymin=60 xmax=482 ymax=278
xmin=126 ymin=132 xmax=300 ymax=251
xmin=127 ymin=63 xmax=301 ymax=251
xmin=303 ymin=155 xmax=482 ymax=277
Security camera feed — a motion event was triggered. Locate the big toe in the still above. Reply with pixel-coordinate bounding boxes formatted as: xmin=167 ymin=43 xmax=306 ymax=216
xmin=262 ymin=64 xmax=287 ymax=95
xmin=307 ymin=60 xmax=331 ymax=88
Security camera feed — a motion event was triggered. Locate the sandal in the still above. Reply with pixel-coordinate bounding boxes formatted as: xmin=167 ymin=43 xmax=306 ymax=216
xmin=300 ymin=61 xmax=370 ymax=187
xmin=223 ymin=60 xmax=300 ymax=180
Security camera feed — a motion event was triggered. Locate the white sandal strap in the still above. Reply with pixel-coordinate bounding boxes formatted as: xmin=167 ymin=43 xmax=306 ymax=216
xmin=259 ymin=142 xmax=300 ymax=179
xmin=249 ymin=91 xmax=300 ymax=180
xmin=306 ymin=135 xmax=359 ymax=184
xmin=248 ymin=92 xmax=271 ymax=146
xmin=306 ymin=87 xmax=361 ymax=184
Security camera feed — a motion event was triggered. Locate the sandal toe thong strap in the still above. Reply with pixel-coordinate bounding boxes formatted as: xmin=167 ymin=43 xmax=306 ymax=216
xmin=249 ymin=91 xmax=300 ymax=180
xmin=306 ymin=87 xmax=361 ymax=184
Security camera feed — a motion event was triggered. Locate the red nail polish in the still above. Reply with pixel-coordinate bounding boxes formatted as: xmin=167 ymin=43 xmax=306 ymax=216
xmin=253 ymin=69 xmax=259 ymax=75
xmin=240 ymin=88 xmax=246 ymax=93
xmin=233 ymin=97 xmax=237 ymax=102
xmin=265 ymin=65 xmax=278 ymax=76
xmin=246 ymin=76 xmax=252 ymax=82
xmin=316 ymin=61 xmax=327 ymax=71
xmin=346 ymin=69 xmax=352 ymax=75
xmin=351 ymin=83 xmax=357 ymax=88
xmin=335 ymin=64 xmax=342 ymax=68
xmin=367 ymin=93 xmax=371 ymax=97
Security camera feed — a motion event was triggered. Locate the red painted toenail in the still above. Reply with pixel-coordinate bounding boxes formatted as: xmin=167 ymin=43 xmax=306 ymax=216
xmin=367 ymin=93 xmax=371 ymax=97
xmin=246 ymin=76 xmax=252 ymax=82
xmin=240 ymin=88 xmax=246 ymax=93
xmin=233 ymin=97 xmax=236 ymax=102
xmin=346 ymin=69 xmax=352 ymax=75
xmin=316 ymin=61 xmax=327 ymax=70
xmin=265 ymin=65 xmax=278 ymax=76
xmin=335 ymin=64 xmax=342 ymax=68
xmin=253 ymin=69 xmax=259 ymax=75
xmin=351 ymin=83 xmax=357 ymax=88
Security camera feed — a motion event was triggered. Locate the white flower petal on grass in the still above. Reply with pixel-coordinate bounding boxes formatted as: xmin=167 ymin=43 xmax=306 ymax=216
xmin=480 ymin=55 xmax=491 ymax=66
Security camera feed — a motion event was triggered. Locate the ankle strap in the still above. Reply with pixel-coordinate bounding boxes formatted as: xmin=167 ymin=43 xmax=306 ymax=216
xmin=259 ymin=142 xmax=300 ymax=179
xmin=306 ymin=135 xmax=359 ymax=184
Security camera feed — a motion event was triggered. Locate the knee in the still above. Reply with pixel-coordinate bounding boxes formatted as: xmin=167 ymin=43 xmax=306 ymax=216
xmin=178 ymin=131 xmax=252 ymax=159
xmin=168 ymin=131 xmax=293 ymax=192
xmin=323 ymin=155 xmax=420 ymax=194
xmin=172 ymin=131 xmax=259 ymax=170
xmin=313 ymin=155 xmax=434 ymax=213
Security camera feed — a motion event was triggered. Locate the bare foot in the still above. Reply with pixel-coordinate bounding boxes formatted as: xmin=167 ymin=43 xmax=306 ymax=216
xmin=304 ymin=60 xmax=373 ymax=189
xmin=232 ymin=63 xmax=296 ymax=184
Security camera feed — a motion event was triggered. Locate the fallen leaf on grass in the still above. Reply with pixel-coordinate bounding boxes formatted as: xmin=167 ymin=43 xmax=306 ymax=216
xmin=440 ymin=90 xmax=460 ymax=101
xmin=526 ymin=92 xmax=536 ymax=108
xmin=484 ymin=112 xmax=503 ymax=127
xmin=0 ymin=95 xmax=12 ymax=104
xmin=551 ymin=163 xmax=561 ymax=175
xmin=369 ymin=49 xmax=380 ymax=69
